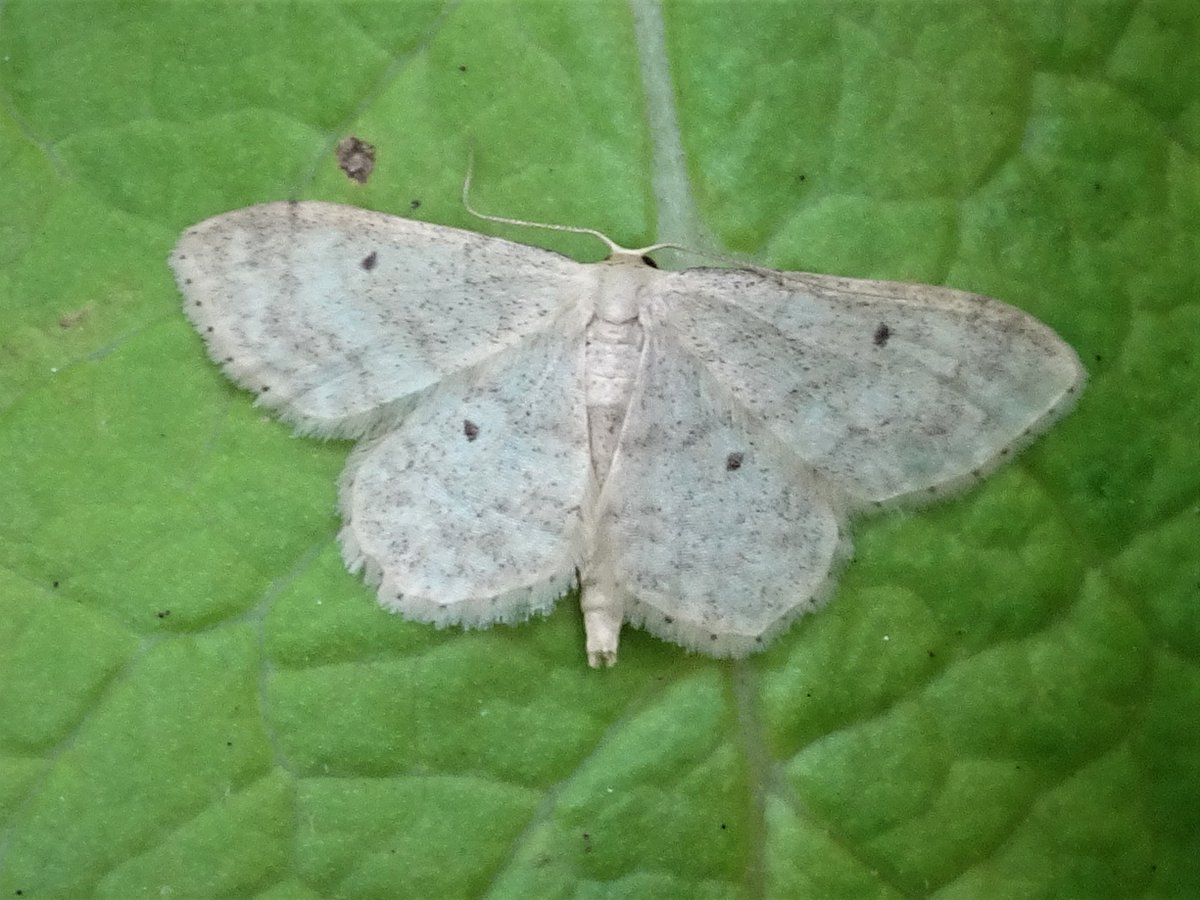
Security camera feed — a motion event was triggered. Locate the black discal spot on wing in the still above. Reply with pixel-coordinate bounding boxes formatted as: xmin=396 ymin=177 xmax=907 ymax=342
xmin=874 ymin=323 xmax=892 ymax=347
xmin=463 ymin=419 xmax=480 ymax=441
xmin=361 ymin=251 xmax=378 ymax=270
xmin=726 ymin=451 xmax=744 ymax=471
xmin=640 ymin=255 xmax=659 ymax=269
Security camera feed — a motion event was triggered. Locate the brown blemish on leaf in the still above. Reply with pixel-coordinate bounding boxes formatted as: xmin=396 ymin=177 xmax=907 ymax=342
xmin=335 ymin=136 xmax=376 ymax=184
xmin=59 ymin=306 xmax=92 ymax=329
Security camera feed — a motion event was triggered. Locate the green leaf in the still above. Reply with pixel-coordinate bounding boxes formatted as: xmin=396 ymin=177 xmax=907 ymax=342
xmin=1 ymin=1 xmax=1197 ymax=897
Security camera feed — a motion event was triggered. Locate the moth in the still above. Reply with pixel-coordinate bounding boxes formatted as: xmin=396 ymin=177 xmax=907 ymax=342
xmin=171 ymin=201 xmax=1084 ymax=666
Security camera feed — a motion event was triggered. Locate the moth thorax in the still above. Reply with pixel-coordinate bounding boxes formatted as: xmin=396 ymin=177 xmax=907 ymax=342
xmin=591 ymin=254 xmax=653 ymax=323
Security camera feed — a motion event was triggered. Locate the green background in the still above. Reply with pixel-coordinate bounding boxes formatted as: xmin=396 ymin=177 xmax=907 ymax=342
xmin=1 ymin=1 xmax=1197 ymax=897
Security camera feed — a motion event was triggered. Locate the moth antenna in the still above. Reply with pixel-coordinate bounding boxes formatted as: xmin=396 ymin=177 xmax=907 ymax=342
xmin=462 ymin=150 xmax=656 ymax=259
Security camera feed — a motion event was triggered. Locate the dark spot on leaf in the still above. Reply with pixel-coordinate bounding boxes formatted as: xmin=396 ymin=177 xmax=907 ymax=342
xmin=52 ymin=580 xmax=60 ymax=588
xmin=335 ymin=136 xmax=376 ymax=184
xmin=464 ymin=419 xmax=480 ymax=441
xmin=156 ymin=610 xmax=171 ymax=619
xmin=361 ymin=251 xmax=378 ymax=270
xmin=59 ymin=310 xmax=87 ymax=329
xmin=726 ymin=452 xmax=744 ymax=471
xmin=582 ymin=832 xmax=591 ymax=852
xmin=874 ymin=323 xmax=891 ymax=346
xmin=410 ymin=199 xmax=422 ymax=210
xmin=640 ymin=255 xmax=658 ymax=269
